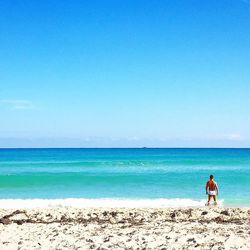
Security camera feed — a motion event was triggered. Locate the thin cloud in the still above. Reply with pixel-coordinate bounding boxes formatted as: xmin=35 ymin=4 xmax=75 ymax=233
xmin=224 ymin=133 xmax=243 ymax=141
xmin=0 ymin=99 xmax=34 ymax=110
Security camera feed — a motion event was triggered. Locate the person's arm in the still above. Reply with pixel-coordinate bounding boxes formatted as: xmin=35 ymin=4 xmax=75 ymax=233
xmin=205 ymin=181 xmax=209 ymax=194
xmin=215 ymin=182 xmax=219 ymax=195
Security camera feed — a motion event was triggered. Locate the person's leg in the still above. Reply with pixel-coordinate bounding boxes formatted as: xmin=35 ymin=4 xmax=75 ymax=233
xmin=213 ymin=195 xmax=218 ymax=206
xmin=207 ymin=195 xmax=212 ymax=206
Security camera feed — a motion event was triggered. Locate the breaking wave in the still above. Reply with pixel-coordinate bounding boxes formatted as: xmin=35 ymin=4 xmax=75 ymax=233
xmin=0 ymin=198 xmax=224 ymax=209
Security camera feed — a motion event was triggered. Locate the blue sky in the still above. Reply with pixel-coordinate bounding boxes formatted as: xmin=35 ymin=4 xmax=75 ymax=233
xmin=0 ymin=0 xmax=250 ymax=147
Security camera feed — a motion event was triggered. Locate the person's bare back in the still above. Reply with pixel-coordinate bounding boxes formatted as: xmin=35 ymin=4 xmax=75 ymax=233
xmin=206 ymin=175 xmax=219 ymax=206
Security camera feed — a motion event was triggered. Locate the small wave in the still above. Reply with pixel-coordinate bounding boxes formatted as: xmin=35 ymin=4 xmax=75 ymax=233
xmin=0 ymin=198 xmax=224 ymax=209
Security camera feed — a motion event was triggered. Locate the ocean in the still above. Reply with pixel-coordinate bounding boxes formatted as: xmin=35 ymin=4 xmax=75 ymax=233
xmin=0 ymin=148 xmax=249 ymax=208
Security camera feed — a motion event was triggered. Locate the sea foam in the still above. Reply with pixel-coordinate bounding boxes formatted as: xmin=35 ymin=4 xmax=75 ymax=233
xmin=0 ymin=198 xmax=224 ymax=209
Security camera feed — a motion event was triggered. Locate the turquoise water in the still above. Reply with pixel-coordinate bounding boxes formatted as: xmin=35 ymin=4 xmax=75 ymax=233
xmin=0 ymin=148 xmax=250 ymax=207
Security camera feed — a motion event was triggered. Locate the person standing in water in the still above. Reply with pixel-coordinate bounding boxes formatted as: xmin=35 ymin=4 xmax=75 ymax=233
xmin=206 ymin=175 xmax=219 ymax=206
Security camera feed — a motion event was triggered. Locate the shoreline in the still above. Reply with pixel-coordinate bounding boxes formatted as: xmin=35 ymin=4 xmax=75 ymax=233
xmin=0 ymin=207 xmax=249 ymax=249
xmin=0 ymin=197 xmax=227 ymax=209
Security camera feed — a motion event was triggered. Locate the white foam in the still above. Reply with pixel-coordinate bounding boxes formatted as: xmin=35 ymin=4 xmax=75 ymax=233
xmin=0 ymin=198 xmax=224 ymax=209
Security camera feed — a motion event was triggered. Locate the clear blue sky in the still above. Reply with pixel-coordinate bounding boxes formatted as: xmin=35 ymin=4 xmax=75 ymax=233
xmin=0 ymin=0 xmax=250 ymax=147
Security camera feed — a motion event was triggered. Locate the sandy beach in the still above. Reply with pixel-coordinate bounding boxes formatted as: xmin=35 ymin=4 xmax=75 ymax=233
xmin=0 ymin=207 xmax=249 ymax=250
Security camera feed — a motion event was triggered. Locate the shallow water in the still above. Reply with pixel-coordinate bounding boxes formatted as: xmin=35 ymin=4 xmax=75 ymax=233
xmin=0 ymin=148 xmax=249 ymax=207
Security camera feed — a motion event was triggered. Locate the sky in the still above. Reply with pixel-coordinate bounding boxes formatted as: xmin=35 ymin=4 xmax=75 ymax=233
xmin=0 ymin=0 xmax=250 ymax=148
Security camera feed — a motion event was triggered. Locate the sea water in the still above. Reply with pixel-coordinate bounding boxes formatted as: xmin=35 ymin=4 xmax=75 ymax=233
xmin=0 ymin=148 xmax=249 ymax=208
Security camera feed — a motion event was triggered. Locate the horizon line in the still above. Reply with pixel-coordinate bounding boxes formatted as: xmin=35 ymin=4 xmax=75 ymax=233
xmin=0 ymin=147 xmax=250 ymax=150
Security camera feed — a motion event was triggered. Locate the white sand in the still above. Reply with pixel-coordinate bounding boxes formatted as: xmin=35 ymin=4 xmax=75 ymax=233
xmin=0 ymin=207 xmax=249 ymax=249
